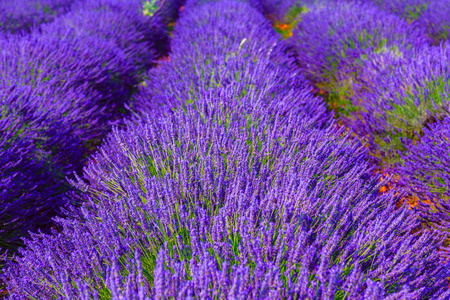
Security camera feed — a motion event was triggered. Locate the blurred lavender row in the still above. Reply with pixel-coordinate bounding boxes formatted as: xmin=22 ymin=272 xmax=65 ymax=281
xmin=261 ymin=0 xmax=450 ymax=44
xmin=2 ymin=0 xmax=449 ymax=299
xmin=0 ymin=0 xmax=73 ymax=34
xmin=369 ymin=0 xmax=450 ymax=44
xmin=0 ymin=0 xmax=183 ymax=252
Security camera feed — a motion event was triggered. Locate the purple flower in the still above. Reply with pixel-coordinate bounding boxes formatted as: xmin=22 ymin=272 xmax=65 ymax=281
xmin=2 ymin=1 xmax=449 ymax=300
xmin=0 ymin=0 xmax=179 ymax=252
xmin=396 ymin=116 xmax=450 ymax=229
xmin=0 ymin=0 xmax=73 ymax=34
xmin=289 ymin=0 xmax=427 ymax=114
xmin=347 ymin=43 xmax=450 ymax=166
xmin=370 ymin=0 xmax=450 ymax=43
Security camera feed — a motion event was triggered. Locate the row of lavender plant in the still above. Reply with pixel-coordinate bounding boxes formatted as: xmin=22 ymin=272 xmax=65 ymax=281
xmin=262 ymin=0 xmax=450 ymax=44
xmin=2 ymin=0 xmax=449 ymax=298
xmin=347 ymin=44 xmax=450 ymax=205
xmin=288 ymin=0 xmax=427 ymax=117
xmin=369 ymin=0 xmax=450 ymax=44
xmin=274 ymin=0 xmax=450 ymax=256
xmin=0 ymin=0 xmax=74 ymax=34
xmin=0 ymin=0 xmax=182 ymax=253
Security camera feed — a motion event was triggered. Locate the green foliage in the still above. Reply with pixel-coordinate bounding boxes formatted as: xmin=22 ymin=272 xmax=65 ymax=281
xmin=372 ymin=76 xmax=450 ymax=165
xmin=143 ymin=0 xmax=159 ymax=17
xmin=405 ymin=4 xmax=428 ymax=21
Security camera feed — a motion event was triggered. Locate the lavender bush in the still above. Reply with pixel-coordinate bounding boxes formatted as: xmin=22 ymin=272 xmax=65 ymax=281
xmin=0 ymin=0 xmax=73 ymax=34
xmin=4 ymin=87 xmax=450 ymax=298
xmin=289 ymin=0 xmax=427 ymax=115
xmin=130 ymin=0 xmax=328 ymax=125
xmin=0 ymin=0 xmax=182 ymax=253
xmin=0 ymin=32 xmax=118 ymax=126
xmin=0 ymin=74 xmax=102 ymax=250
xmin=396 ymin=116 xmax=450 ymax=231
xmin=347 ymin=43 xmax=450 ymax=166
xmin=419 ymin=0 xmax=450 ymax=43
xmin=39 ymin=0 xmax=158 ymax=116
xmin=370 ymin=0 xmax=450 ymax=43
xmin=2 ymin=1 xmax=450 ymax=299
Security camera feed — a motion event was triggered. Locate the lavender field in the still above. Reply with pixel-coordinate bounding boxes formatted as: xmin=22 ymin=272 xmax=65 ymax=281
xmin=0 ymin=0 xmax=450 ymax=299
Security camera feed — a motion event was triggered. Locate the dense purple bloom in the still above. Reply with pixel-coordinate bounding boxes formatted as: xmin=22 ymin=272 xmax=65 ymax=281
xmin=130 ymin=0 xmax=328 ymax=125
xmin=3 ymin=1 xmax=449 ymax=299
xmin=4 ymin=87 xmax=449 ymax=298
xmin=39 ymin=0 xmax=158 ymax=114
xmin=289 ymin=0 xmax=427 ymax=113
xmin=48 ymin=0 xmax=155 ymax=66
xmin=0 ymin=79 xmax=101 ymax=249
xmin=0 ymin=33 xmax=109 ymax=127
xmin=396 ymin=116 xmax=450 ymax=230
xmin=0 ymin=0 xmax=73 ymax=34
xmin=370 ymin=0 xmax=450 ymax=43
xmin=347 ymin=43 xmax=450 ymax=166
xmin=0 ymin=17 xmax=123 ymax=251
xmin=419 ymin=0 xmax=450 ymax=43
xmin=186 ymin=0 xmax=263 ymax=11
xmin=0 ymin=0 xmax=182 ymax=252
